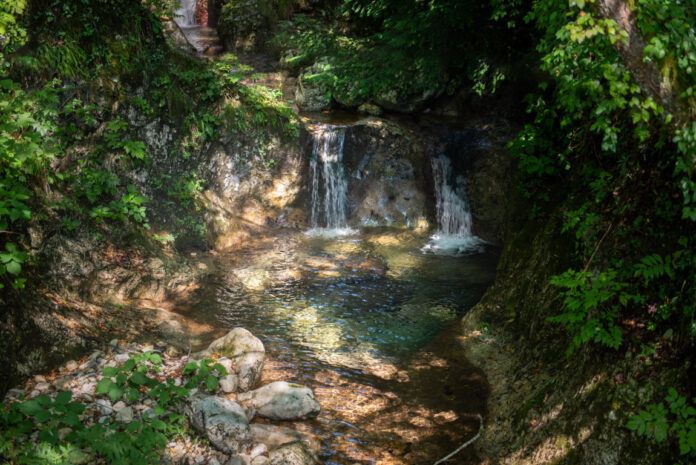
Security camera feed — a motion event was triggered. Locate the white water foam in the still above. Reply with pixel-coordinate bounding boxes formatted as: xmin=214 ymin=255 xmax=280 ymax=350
xmin=304 ymin=227 xmax=358 ymax=239
xmin=422 ymin=155 xmax=485 ymax=255
xmin=308 ymin=125 xmax=351 ymax=231
xmin=174 ymin=0 xmax=197 ymax=27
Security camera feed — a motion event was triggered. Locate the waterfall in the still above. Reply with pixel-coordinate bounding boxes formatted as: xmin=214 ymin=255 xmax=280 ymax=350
xmin=174 ymin=0 xmax=197 ymax=27
xmin=432 ymin=155 xmax=473 ymax=237
xmin=423 ymin=154 xmax=483 ymax=254
xmin=308 ymin=125 xmax=353 ymax=235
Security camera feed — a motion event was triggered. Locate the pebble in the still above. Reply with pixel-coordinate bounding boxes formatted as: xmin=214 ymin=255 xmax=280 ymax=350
xmin=165 ymin=346 xmax=181 ymax=357
xmin=250 ymin=457 xmax=268 ymax=465
xmin=109 ymin=339 xmax=119 ymax=346
xmin=7 ymin=388 xmax=25 ymax=399
xmin=54 ymin=378 xmax=70 ymax=390
xmin=113 ymin=401 xmax=126 ymax=411
xmin=65 ymin=360 xmax=78 ymax=371
xmin=35 ymin=382 xmax=50 ymax=392
xmin=114 ymin=353 xmax=130 ymax=363
xmin=116 ymin=406 xmax=134 ymax=423
xmin=249 ymin=444 xmax=268 ymax=460
xmin=34 ymin=375 xmax=46 ymax=383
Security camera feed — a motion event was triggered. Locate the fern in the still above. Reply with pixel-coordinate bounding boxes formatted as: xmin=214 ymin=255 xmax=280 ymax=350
xmin=634 ymin=254 xmax=675 ymax=282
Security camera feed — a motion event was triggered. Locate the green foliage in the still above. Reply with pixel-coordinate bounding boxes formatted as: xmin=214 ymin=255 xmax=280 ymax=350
xmin=104 ymin=118 xmax=149 ymax=164
xmin=549 ymin=269 xmax=638 ymax=354
xmin=274 ymin=0 xmax=514 ymax=105
xmin=167 ymin=174 xmax=204 ymax=210
xmin=0 ymin=77 xmax=59 ymax=288
xmin=627 ymin=388 xmax=696 ymax=462
xmin=0 ymin=351 xmax=228 ymax=465
xmin=497 ymin=0 xmax=696 ymax=358
xmin=17 ymin=0 xmax=167 ymax=80
xmin=181 ymin=359 xmax=228 ymax=392
xmin=213 ymin=55 xmax=299 ymax=136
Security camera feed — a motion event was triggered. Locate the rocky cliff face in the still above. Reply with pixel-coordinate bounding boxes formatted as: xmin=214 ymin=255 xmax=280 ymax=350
xmin=453 ymin=197 xmax=676 ymax=465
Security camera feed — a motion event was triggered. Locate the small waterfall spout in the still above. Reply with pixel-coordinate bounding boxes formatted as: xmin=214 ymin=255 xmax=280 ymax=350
xmin=432 ymin=154 xmax=473 ymax=237
xmin=175 ymin=0 xmax=197 ymax=27
xmin=308 ymin=125 xmax=353 ymax=236
xmin=423 ymin=155 xmax=483 ymax=254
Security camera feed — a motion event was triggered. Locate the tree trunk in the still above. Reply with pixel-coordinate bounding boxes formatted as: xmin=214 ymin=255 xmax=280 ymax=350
xmin=593 ymin=0 xmax=687 ymax=126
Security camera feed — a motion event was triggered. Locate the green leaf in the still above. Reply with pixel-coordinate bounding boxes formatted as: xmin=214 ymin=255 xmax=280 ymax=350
xmin=61 ymin=411 xmax=81 ymax=427
xmin=205 ymin=375 xmax=218 ymax=392
xmin=54 ymin=391 xmax=72 ymax=405
xmin=5 ymin=260 xmax=21 ymax=275
xmin=182 ymin=362 xmax=198 ymax=375
xmin=129 ymin=371 xmax=150 ymax=386
xmin=17 ymin=399 xmax=43 ymax=416
xmin=102 ymin=366 xmax=119 ymax=377
xmin=34 ymin=409 xmax=52 ymax=423
xmin=126 ymin=387 xmax=141 ymax=403
xmin=124 ymin=359 xmax=136 ymax=372
xmin=150 ymin=418 xmax=166 ymax=430
xmin=108 ymin=385 xmax=125 ymax=402
xmin=95 ymin=378 xmax=115 ymax=394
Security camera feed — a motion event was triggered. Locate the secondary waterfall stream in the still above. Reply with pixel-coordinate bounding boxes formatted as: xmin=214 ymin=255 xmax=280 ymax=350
xmin=174 ymin=0 xmax=197 ymax=27
xmin=309 ymin=125 xmax=350 ymax=232
xmin=423 ymin=155 xmax=483 ymax=254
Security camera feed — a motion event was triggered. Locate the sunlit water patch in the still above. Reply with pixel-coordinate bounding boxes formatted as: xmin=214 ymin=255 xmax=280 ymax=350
xmin=178 ymin=228 xmax=498 ymax=463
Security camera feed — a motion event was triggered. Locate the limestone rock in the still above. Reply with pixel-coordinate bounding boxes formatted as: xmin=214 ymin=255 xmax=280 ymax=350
xmin=185 ymin=396 xmax=253 ymax=454
xmin=357 ymin=103 xmax=382 ymax=116
xmin=237 ymin=382 xmax=320 ymax=421
xmin=198 ymin=328 xmax=265 ymax=392
xmin=115 ymin=406 xmax=134 ymax=423
xmin=220 ymin=374 xmax=239 ymax=394
xmin=268 ymin=442 xmax=320 ymax=465
xmin=295 ymin=60 xmax=333 ymax=112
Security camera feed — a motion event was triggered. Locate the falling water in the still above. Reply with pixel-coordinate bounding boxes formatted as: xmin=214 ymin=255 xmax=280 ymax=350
xmin=423 ymin=154 xmax=483 ymax=254
xmin=308 ymin=125 xmax=353 ymax=235
xmin=174 ymin=0 xmax=197 ymax=27
xmin=432 ymin=155 xmax=473 ymax=236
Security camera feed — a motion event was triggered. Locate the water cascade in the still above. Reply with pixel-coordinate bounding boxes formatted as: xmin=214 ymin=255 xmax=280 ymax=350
xmin=423 ymin=154 xmax=483 ymax=254
xmin=174 ymin=0 xmax=197 ymax=27
xmin=308 ymin=125 xmax=352 ymax=234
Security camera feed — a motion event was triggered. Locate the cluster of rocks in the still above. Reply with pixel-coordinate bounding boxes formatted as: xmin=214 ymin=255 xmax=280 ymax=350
xmin=4 ymin=328 xmax=322 ymax=465
xmin=187 ymin=328 xmax=321 ymax=465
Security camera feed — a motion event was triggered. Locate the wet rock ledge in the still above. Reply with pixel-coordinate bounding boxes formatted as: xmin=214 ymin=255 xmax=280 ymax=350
xmin=4 ymin=328 xmax=322 ymax=465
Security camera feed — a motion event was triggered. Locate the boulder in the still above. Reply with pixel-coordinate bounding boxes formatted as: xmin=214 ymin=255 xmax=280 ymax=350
xmin=197 ymin=328 xmax=265 ymax=392
xmin=341 ymin=118 xmax=429 ymax=228
xmin=357 ymin=103 xmax=382 ymax=116
xmin=268 ymin=442 xmax=320 ymax=465
xmin=295 ymin=60 xmax=333 ymax=112
xmin=220 ymin=373 xmax=240 ymax=394
xmin=236 ymin=381 xmax=320 ymax=421
xmin=185 ymin=396 xmax=253 ymax=454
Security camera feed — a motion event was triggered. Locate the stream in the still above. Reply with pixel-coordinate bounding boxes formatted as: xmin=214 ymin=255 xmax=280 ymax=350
xmin=176 ymin=227 xmax=497 ymax=463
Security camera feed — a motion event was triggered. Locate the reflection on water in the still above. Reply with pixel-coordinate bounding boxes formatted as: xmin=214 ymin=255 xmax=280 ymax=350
xmin=181 ymin=227 xmax=497 ymax=463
